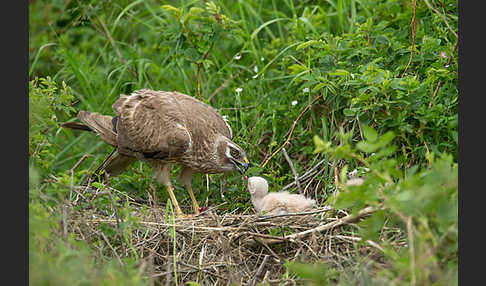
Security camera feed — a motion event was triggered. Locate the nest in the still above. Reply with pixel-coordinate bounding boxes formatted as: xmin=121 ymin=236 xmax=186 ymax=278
xmin=67 ymin=200 xmax=392 ymax=285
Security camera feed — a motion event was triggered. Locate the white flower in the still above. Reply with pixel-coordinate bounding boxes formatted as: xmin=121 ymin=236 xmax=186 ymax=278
xmin=234 ymin=54 xmax=241 ymax=60
xmin=254 ymin=65 xmax=259 ymax=73
xmin=252 ymin=74 xmax=258 ymax=79
xmin=302 ymin=87 xmax=310 ymax=94
xmin=291 ymin=100 xmax=298 ymax=106
xmin=261 ymin=57 xmax=265 ymax=61
xmin=235 ymin=87 xmax=243 ymax=94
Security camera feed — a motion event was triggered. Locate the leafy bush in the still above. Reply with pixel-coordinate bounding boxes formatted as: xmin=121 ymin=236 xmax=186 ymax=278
xmin=29 ymin=77 xmax=75 ymax=172
xmin=287 ymin=127 xmax=458 ymax=285
xmin=29 ymin=201 xmax=150 ymax=286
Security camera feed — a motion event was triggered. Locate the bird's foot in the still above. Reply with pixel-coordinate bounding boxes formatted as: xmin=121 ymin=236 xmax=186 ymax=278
xmin=174 ymin=213 xmax=198 ymax=220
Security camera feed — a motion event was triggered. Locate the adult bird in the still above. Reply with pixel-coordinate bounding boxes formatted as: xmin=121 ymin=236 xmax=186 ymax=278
xmin=63 ymin=89 xmax=249 ymax=217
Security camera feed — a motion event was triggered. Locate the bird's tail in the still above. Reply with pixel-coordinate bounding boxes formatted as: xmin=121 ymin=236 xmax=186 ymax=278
xmin=62 ymin=111 xmax=118 ymax=146
xmin=61 ymin=121 xmax=93 ymax=132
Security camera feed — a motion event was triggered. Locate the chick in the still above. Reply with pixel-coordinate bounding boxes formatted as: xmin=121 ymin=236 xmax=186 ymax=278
xmin=247 ymin=176 xmax=316 ymax=215
xmin=346 ymin=168 xmax=366 ymax=186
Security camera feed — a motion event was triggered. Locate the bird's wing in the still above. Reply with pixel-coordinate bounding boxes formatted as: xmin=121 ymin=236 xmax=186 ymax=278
xmin=112 ymin=90 xmax=192 ymax=160
xmin=169 ymin=91 xmax=233 ymax=139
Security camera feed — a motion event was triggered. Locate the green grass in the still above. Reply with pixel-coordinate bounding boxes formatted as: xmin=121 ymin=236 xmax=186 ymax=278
xmin=29 ymin=0 xmax=457 ymax=285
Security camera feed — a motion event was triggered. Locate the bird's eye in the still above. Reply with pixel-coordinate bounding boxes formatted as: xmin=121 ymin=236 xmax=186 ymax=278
xmin=230 ymin=148 xmax=239 ymax=158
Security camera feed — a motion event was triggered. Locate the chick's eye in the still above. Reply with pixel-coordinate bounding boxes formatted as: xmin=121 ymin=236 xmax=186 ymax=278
xmin=230 ymin=149 xmax=239 ymax=158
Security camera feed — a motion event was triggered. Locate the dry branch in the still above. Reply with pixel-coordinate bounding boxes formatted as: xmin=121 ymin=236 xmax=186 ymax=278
xmin=282 ymin=147 xmax=303 ymax=194
xmin=401 ymin=0 xmax=417 ymax=77
xmin=423 ymin=0 xmax=458 ymax=39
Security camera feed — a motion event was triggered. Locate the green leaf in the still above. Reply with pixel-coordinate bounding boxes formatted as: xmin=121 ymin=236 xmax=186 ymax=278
xmin=92 ymin=182 xmax=105 ymax=189
xmin=313 ymin=135 xmax=331 ymax=153
xmin=333 ymin=144 xmax=352 ymax=159
xmin=356 ymin=141 xmax=379 ymax=153
xmin=343 ymin=108 xmax=359 ymax=117
xmin=296 ymin=40 xmax=319 ymax=50
xmin=361 ymin=124 xmax=378 ymax=142
xmin=359 ymin=210 xmax=386 ymax=242
xmin=312 ymin=82 xmax=326 ymax=92
xmin=371 ymin=145 xmax=397 ymax=160
xmin=328 ymin=69 xmax=350 ymax=77
xmin=288 ymin=64 xmax=307 ymax=75
xmin=184 ymin=48 xmax=200 ymax=62
xmin=376 ymin=131 xmax=396 ymax=148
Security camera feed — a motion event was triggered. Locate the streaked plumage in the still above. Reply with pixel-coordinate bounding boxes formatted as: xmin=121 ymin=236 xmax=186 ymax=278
xmin=247 ymin=176 xmax=316 ymax=215
xmin=64 ymin=89 xmax=249 ymax=217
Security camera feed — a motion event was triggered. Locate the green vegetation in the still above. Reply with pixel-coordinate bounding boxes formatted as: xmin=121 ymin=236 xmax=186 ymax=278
xmin=29 ymin=0 xmax=457 ymax=285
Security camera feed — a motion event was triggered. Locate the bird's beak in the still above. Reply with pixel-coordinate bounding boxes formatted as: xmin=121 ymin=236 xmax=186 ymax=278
xmin=232 ymin=157 xmax=249 ymax=174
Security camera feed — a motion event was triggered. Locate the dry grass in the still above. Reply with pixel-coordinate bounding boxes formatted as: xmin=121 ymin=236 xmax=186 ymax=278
xmin=65 ymin=194 xmax=402 ymax=285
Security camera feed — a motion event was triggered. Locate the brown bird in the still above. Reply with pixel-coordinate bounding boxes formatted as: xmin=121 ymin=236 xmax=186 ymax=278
xmin=247 ymin=176 xmax=316 ymax=215
xmin=63 ymin=89 xmax=249 ymax=217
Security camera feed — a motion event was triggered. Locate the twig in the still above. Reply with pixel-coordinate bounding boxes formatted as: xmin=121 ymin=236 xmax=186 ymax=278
xmin=196 ymin=42 xmax=215 ymax=100
xmin=286 ymin=206 xmax=375 ymax=240
xmin=102 ymin=187 xmax=126 ymax=255
xmin=280 ymin=159 xmax=328 ymax=192
xmin=253 ymin=237 xmax=282 ymax=263
xmin=69 ymin=154 xmax=93 ymax=201
xmin=177 ymin=261 xmax=228 ymax=281
xmin=331 ymin=235 xmax=385 ymax=252
xmin=62 ymin=200 xmax=68 ymax=241
xmin=248 ymin=232 xmax=288 ymax=241
xmin=407 ymin=216 xmax=416 ymax=286
xmin=100 ymin=231 xmax=124 ymax=266
xmin=219 ymin=105 xmax=257 ymax=111
xmin=86 ymin=219 xmax=245 ymax=232
xmin=70 ymin=154 xmax=94 ymax=173
xmin=262 ymin=92 xmax=324 ymax=168
xmin=423 ymin=0 xmax=458 ymax=39
xmin=208 ymin=69 xmax=245 ymax=102
xmin=282 ymin=147 xmax=303 ymax=194
xmin=249 ymin=255 xmax=270 ymax=286
xmin=401 ymin=0 xmax=417 ymax=77
xmin=289 ymin=55 xmax=305 ymax=66
xmin=256 ymin=206 xmax=332 ymax=221
xmin=334 ymin=166 xmax=339 ymax=186
xmin=259 ymin=206 xmax=377 ymax=245
xmin=428 ymin=42 xmax=457 ymax=108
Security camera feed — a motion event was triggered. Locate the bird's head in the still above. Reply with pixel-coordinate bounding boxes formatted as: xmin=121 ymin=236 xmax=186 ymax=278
xmin=219 ymin=140 xmax=249 ymax=174
xmin=247 ymin=176 xmax=268 ymax=196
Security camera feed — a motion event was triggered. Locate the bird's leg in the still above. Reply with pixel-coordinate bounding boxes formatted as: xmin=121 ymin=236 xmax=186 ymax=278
xmin=153 ymin=163 xmax=184 ymax=217
xmin=166 ymin=184 xmax=184 ymax=217
xmin=180 ymin=168 xmax=200 ymax=215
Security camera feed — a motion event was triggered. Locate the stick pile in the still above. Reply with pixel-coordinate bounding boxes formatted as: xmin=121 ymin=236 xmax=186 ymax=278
xmin=67 ymin=202 xmax=394 ymax=285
